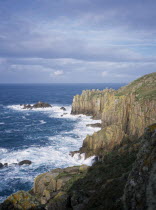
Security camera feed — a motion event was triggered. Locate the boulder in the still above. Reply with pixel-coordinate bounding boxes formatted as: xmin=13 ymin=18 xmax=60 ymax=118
xmin=0 ymin=191 xmax=41 ymax=210
xmin=4 ymin=163 xmax=8 ymax=167
xmin=60 ymin=107 xmax=66 ymax=111
xmin=33 ymin=166 xmax=89 ymax=205
xmin=0 ymin=163 xmax=3 ymax=168
xmin=18 ymin=160 xmax=32 ymax=165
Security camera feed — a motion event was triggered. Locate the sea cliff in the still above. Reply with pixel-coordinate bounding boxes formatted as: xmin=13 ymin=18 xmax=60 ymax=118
xmin=0 ymin=73 xmax=156 ymax=210
xmin=72 ymin=73 xmax=156 ymax=158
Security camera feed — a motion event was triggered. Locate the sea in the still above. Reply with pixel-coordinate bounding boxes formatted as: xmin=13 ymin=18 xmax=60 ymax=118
xmin=0 ymin=83 xmax=124 ymax=202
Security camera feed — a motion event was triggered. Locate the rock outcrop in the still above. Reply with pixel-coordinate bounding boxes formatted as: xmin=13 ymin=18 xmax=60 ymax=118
xmin=18 ymin=160 xmax=32 ymax=166
xmin=60 ymin=107 xmax=66 ymax=111
xmin=23 ymin=101 xmax=52 ymax=109
xmin=0 ymin=165 xmax=89 ymax=209
xmin=72 ymin=73 xmax=156 ymax=158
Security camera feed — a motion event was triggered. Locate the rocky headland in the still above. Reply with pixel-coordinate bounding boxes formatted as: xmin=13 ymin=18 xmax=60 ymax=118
xmin=0 ymin=73 xmax=156 ymax=210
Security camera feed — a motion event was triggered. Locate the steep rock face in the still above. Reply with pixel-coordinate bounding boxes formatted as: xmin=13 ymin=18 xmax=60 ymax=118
xmin=71 ymin=89 xmax=115 ymax=119
xmin=80 ymin=124 xmax=127 ymax=158
xmin=71 ymin=73 xmax=156 ymax=157
xmin=123 ymin=124 xmax=156 ymax=210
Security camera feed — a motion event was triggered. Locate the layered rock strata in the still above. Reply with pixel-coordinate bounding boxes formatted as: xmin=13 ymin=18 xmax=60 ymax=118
xmin=72 ymin=73 xmax=156 ymax=157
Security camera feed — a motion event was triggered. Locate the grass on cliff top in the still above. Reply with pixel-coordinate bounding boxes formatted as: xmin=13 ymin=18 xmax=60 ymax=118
xmin=116 ymin=72 xmax=156 ymax=100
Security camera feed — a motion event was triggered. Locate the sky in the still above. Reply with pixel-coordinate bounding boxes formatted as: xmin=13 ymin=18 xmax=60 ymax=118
xmin=0 ymin=0 xmax=156 ymax=83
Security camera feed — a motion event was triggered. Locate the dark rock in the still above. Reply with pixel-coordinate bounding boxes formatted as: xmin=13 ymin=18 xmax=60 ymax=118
xmin=33 ymin=101 xmax=52 ymax=109
xmin=69 ymin=151 xmax=79 ymax=157
xmin=4 ymin=163 xmax=8 ymax=167
xmin=23 ymin=104 xmax=32 ymax=109
xmin=60 ymin=107 xmax=66 ymax=111
xmin=61 ymin=113 xmax=68 ymax=117
xmin=23 ymin=102 xmax=52 ymax=109
xmin=86 ymin=123 xmax=102 ymax=128
xmin=18 ymin=160 xmax=32 ymax=165
xmin=0 ymin=163 xmax=3 ymax=168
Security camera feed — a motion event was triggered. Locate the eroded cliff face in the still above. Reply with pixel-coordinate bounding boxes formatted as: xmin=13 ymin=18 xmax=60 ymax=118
xmin=72 ymin=73 xmax=156 ymax=157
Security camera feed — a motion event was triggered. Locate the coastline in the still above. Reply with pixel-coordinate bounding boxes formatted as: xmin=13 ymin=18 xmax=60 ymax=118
xmin=0 ymin=72 xmax=156 ymax=209
xmin=0 ymin=104 xmax=101 ymax=203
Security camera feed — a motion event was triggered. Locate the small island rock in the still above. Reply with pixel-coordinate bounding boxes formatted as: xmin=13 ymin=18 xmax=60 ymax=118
xmin=0 ymin=163 xmax=3 ymax=168
xmin=60 ymin=107 xmax=66 ymax=111
xmin=18 ymin=160 xmax=32 ymax=165
xmin=23 ymin=101 xmax=52 ymax=109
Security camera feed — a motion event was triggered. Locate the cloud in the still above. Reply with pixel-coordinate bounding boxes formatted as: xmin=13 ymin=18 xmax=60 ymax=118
xmin=50 ymin=70 xmax=64 ymax=77
xmin=0 ymin=0 xmax=156 ymax=83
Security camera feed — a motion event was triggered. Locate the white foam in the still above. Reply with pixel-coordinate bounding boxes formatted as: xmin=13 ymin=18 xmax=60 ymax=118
xmin=0 ymin=122 xmax=5 ymax=125
xmin=72 ymin=153 xmax=96 ymax=166
xmin=0 ymin=148 xmax=8 ymax=154
xmin=3 ymin=104 xmax=101 ymax=174
xmin=40 ymin=120 xmax=46 ymax=124
xmin=7 ymin=104 xmax=53 ymax=112
xmin=0 ymin=145 xmax=82 ymax=167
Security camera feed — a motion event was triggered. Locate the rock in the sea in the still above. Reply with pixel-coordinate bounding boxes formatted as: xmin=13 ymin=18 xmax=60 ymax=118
xmin=23 ymin=101 xmax=52 ymax=109
xmin=23 ymin=104 xmax=32 ymax=109
xmin=4 ymin=163 xmax=8 ymax=167
xmin=0 ymin=163 xmax=3 ymax=168
xmin=18 ymin=160 xmax=32 ymax=165
xmin=33 ymin=101 xmax=52 ymax=108
xmin=60 ymin=107 xmax=66 ymax=111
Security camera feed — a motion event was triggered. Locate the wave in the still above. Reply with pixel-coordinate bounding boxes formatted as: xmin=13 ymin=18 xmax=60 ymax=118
xmin=1 ymin=103 xmax=101 ymax=203
xmin=0 ymin=122 xmax=5 ymax=125
xmin=73 ymin=153 xmax=96 ymax=166
xmin=39 ymin=120 xmax=46 ymax=124
xmin=0 ymin=148 xmax=8 ymax=154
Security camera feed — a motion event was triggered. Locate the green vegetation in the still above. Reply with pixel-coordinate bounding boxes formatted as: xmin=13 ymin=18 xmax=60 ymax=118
xmin=68 ymin=137 xmax=140 ymax=209
xmin=116 ymin=72 xmax=156 ymax=100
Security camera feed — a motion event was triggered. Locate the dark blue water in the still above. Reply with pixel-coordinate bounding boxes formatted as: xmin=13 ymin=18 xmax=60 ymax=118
xmin=0 ymin=83 xmax=124 ymax=202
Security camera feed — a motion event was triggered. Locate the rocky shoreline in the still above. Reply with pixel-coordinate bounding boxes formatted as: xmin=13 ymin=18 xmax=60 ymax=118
xmin=0 ymin=73 xmax=156 ymax=210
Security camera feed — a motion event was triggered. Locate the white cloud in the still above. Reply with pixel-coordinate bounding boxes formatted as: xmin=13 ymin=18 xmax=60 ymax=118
xmin=51 ymin=70 xmax=64 ymax=77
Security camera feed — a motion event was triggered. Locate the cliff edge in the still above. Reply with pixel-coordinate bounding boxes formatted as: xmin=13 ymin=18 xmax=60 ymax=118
xmin=0 ymin=73 xmax=156 ymax=210
xmin=72 ymin=73 xmax=156 ymax=158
